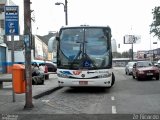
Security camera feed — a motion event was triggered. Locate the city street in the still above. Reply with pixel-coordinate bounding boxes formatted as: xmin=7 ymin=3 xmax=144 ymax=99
xmin=35 ymin=68 xmax=160 ymax=115
xmin=0 ymin=67 xmax=160 ymax=120
xmin=1 ymin=0 xmax=160 ymax=120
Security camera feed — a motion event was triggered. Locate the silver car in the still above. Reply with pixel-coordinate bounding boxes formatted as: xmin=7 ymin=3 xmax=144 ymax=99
xmin=125 ymin=61 xmax=136 ymax=75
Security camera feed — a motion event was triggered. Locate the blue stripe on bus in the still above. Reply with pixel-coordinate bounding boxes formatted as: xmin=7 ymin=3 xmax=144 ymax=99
xmin=60 ymin=71 xmax=73 ymax=75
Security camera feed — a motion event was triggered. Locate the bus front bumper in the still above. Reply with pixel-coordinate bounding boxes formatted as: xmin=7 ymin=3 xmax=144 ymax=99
xmin=58 ymin=77 xmax=112 ymax=87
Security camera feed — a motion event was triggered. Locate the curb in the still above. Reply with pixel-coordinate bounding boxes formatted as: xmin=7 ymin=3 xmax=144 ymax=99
xmin=33 ymin=86 xmax=62 ymax=99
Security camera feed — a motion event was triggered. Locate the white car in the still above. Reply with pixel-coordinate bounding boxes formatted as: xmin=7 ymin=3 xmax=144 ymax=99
xmin=125 ymin=61 xmax=136 ymax=75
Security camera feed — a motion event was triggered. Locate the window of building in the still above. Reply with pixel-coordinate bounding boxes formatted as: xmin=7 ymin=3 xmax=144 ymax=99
xmin=0 ymin=5 xmax=4 ymax=13
xmin=0 ymin=20 xmax=4 ymax=29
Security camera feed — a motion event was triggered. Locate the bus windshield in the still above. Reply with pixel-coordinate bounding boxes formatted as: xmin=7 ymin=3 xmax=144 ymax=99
xmin=58 ymin=27 xmax=112 ymax=70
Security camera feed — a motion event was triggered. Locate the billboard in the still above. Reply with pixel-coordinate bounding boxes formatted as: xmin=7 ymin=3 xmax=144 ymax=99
xmin=137 ymin=50 xmax=148 ymax=59
xmin=124 ymin=35 xmax=141 ymax=44
xmin=5 ymin=6 xmax=19 ymax=35
xmin=34 ymin=36 xmax=48 ymax=60
xmin=35 ymin=37 xmax=43 ymax=60
xmin=0 ymin=4 xmax=5 ymax=13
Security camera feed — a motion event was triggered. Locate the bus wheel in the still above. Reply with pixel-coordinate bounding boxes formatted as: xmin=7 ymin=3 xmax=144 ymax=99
xmin=111 ymin=73 xmax=115 ymax=86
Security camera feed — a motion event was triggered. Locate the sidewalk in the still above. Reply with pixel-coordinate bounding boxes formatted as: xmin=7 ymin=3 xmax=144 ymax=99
xmin=0 ymin=74 xmax=60 ymax=114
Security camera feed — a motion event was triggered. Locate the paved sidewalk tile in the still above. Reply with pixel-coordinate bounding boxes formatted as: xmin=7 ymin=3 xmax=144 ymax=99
xmin=0 ymin=74 xmax=59 ymax=114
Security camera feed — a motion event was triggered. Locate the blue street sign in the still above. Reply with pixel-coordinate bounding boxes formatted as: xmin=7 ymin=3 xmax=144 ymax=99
xmin=5 ymin=6 xmax=19 ymax=35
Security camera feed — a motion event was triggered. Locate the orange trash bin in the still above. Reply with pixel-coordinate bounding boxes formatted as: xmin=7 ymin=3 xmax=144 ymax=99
xmin=12 ymin=64 xmax=26 ymax=94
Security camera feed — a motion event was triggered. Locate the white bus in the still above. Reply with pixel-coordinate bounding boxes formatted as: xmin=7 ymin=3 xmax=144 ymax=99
xmin=49 ymin=25 xmax=115 ymax=88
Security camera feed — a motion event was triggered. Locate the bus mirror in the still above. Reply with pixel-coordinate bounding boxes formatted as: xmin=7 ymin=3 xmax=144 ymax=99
xmin=55 ymin=32 xmax=59 ymax=41
xmin=56 ymin=36 xmax=60 ymax=41
xmin=48 ymin=36 xmax=57 ymax=53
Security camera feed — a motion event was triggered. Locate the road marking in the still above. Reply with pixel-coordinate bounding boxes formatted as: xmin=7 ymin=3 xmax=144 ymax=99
xmin=111 ymin=96 xmax=115 ymax=101
xmin=42 ymin=100 xmax=55 ymax=107
xmin=46 ymin=102 xmax=55 ymax=107
xmin=42 ymin=100 xmax=50 ymax=103
xmin=112 ymin=106 xmax=117 ymax=114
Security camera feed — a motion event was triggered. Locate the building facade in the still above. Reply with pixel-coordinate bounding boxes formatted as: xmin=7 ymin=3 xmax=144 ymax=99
xmin=0 ymin=0 xmax=8 ymax=73
xmin=0 ymin=0 xmax=53 ymax=73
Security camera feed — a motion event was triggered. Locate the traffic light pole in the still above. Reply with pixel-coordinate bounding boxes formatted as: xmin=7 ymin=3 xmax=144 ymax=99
xmin=132 ymin=43 xmax=134 ymax=60
xmin=24 ymin=0 xmax=34 ymax=109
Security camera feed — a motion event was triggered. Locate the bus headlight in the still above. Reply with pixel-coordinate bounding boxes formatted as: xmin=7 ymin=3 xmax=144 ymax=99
xmin=98 ymin=73 xmax=111 ymax=78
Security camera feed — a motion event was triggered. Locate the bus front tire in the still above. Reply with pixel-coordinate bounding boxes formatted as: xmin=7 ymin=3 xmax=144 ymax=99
xmin=110 ymin=73 xmax=115 ymax=87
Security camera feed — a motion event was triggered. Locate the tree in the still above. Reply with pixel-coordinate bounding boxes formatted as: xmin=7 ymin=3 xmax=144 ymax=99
xmin=150 ymin=6 xmax=160 ymax=39
xmin=121 ymin=51 xmax=130 ymax=58
xmin=112 ymin=52 xmax=121 ymax=58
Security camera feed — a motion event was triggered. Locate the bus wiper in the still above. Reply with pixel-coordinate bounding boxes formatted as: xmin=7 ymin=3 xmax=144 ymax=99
xmin=70 ymin=41 xmax=82 ymax=66
xmin=70 ymin=50 xmax=98 ymax=69
xmin=73 ymin=50 xmax=82 ymax=62
xmin=70 ymin=49 xmax=82 ymax=68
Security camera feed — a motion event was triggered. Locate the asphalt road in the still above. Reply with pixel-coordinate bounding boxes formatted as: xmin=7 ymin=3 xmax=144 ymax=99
xmin=32 ymin=67 xmax=160 ymax=119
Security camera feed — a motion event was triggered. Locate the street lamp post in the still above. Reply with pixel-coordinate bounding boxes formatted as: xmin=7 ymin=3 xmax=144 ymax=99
xmin=55 ymin=0 xmax=68 ymax=25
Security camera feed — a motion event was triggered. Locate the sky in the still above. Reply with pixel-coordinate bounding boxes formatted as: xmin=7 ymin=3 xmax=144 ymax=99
xmin=12 ymin=0 xmax=160 ymax=53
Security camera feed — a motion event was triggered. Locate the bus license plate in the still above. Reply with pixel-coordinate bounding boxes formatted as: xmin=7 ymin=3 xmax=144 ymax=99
xmin=79 ymin=81 xmax=88 ymax=85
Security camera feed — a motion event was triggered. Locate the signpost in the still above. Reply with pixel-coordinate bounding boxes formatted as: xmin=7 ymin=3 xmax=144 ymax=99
xmin=5 ymin=6 xmax=19 ymax=102
xmin=5 ymin=6 xmax=19 ymax=35
xmin=124 ymin=35 xmax=141 ymax=60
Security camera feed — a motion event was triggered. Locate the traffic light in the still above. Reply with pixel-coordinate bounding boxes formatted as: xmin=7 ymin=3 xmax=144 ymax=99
xmin=118 ymin=44 xmax=120 ymax=48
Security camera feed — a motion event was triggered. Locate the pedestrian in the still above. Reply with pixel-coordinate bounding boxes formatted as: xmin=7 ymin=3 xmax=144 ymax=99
xmin=39 ymin=63 xmax=45 ymax=74
xmin=31 ymin=62 xmax=44 ymax=85
xmin=31 ymin=62 xmax=39 ymax=77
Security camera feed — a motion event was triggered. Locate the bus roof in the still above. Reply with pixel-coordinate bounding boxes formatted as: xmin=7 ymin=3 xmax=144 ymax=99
xmin=60 ymin=25 xmax=111 ymax=29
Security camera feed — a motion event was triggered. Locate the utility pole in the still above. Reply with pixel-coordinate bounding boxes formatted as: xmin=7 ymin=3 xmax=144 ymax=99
xmin=131 ymin=35 xmax=134 ymax=61
xmin=65 ymin=0 xmax=68 ymax=25
xmin=23 ymin=0 xmax=34 ymax=109
xmin=131 ymin=43 xmax=133 ymax=60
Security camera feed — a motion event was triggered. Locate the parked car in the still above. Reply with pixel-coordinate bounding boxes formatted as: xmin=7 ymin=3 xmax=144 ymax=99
xmin=132 ymin=61 xmax=159 ymax=80
xmin=44 ymin=61 xmax=57 ymax=72
xmin=125 ymin=61 xmax=136 ymax=75
xmin=156 ymin=60 xmax=160 ymax=68
xmin=152 ymin=61 xmax=158 ymax=67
